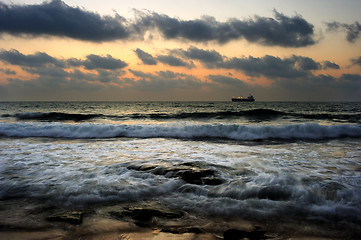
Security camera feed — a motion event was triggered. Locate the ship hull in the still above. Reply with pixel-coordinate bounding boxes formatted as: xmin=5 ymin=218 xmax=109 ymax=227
xmin=231 ymin=98 xmax=255 ymax=102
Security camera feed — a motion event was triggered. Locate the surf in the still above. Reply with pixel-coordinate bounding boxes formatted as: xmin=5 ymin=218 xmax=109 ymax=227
xmin=1 ymin=122 xmax=360 ymax=141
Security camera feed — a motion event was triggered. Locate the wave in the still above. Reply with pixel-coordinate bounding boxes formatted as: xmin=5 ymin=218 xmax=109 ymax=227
xmin=1 ymin=122 xmax=360 ymax=141
xmin=6 ymin=112 xmax=102 ymax=121
xmin=1 ymin=109 xmax=284 ymax=121
xmin=139 ymin=109 xmax=360 ymax=123
xmin=141 ymin=109 xmax=285 ymax=119
xmin=3 ymin=109 xmax=360 ymax=123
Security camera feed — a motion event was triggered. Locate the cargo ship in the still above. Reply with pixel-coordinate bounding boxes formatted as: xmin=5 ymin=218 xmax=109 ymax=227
xmin=231 ymin=95 xmax=255 ymax=102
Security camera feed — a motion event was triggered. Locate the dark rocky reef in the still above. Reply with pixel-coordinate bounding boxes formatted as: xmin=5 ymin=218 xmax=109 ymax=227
xmin=110 ymin=206 xmax=184 ymax=228
xmin=223 ymin=228 xmax=269 ymax=240
xmin=126 ymin=161 xmax=225 ymax=186
xmin=46 ymin=211 xmax=85 ymax=225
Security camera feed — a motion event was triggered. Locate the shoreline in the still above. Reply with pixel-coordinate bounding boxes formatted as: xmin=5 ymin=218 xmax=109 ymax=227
xmin=1 ymin=198 xmax=360 ymax=240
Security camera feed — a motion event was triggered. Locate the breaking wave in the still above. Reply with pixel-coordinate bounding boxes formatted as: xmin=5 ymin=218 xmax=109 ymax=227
xmin=9 ymin=112 xmax=101 ymax=121
xmin=3 ymin=109 xmax=361 ymax=123
xmin=1 ymin=122 xmax=360 ymax=141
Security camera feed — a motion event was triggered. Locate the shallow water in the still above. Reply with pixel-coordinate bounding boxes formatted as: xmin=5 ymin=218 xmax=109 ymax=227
xmin=1 ymin=101 xmax=361 ymax=234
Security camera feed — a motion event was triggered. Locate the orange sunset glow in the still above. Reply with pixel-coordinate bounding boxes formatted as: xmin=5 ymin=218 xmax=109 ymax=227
xmin=0 ymin=0 xmax=360 ymax=101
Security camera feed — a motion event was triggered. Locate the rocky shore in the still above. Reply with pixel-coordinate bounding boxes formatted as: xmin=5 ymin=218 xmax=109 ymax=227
xmin=1 ymin=162 xmax=360 ymax=239
xmin=1 ymin=197 xmax=360 ymax=240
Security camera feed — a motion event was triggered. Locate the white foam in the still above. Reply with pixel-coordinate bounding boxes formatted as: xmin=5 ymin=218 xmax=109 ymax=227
xmin=0 ymin=122 xmax=360 ymax=140
xmin=1 ymin=136 xmax=360 ymax=223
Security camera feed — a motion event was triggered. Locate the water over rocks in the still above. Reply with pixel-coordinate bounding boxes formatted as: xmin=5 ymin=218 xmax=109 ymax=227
xmin=1 ymin=198 xmax=359 ymax=239
xmin=126 ymin=161 xmax=226 ymax=186
xmin=110 ymin=206 xmax=184 ymax=228
xmin=46 ymin=211 xmax=85 ymax=225
xmin=223 ymin=228 xmax=269 ymax=240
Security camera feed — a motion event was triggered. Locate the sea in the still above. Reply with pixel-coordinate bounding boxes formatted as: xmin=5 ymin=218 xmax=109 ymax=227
xmin=1 ymin=101 xmax=361 ymax=237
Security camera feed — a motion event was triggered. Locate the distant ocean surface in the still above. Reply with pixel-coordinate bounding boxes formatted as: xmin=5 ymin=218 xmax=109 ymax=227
xmin=1 ymin=102 xmax=361 ymax=232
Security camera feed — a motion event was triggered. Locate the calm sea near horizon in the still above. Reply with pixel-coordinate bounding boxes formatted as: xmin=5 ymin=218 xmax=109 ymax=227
xmin=1 ymin=101 xmax=361 ymax=238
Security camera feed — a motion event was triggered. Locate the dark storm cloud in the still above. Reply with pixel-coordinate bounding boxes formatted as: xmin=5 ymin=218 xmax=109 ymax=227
xmin=207 ymin=75 xmax=247 ymax=87
xmin=265 ymin=63 xmax=359 ymax=93
xmin=134 ymin=48 xmax=157 ymax=65
xmin=0 ymin=0 xmax=130 ymax=42
xmin=96 ymin=69 xmax=126 ymax=83
xmin=291 ymin=55 xmax=320 ymax=71
xmin=3 ymin=66 xmax=126 ymax=93
xmin=0 ymin=49 xmax=128 ymax=86
xmin=128 ymin=69 xmax=203 ymax=90
xmin=340 ymin=74 xmax=361 ymax=83
xmin=134 ymin=46 xmax=341 ymax=80
xmin=0 ymin=49 xmax=63 ymax=67
xmin=179 ymin=47 xmax=224 ymax=68
xmin=326 ymin=21 xmax=361 ymax=43
xmin=0 ymin=50 xmax=127 ymax=71
xmin=0 ymin=68 xmax=16 ymax=75
xmin=221 ymin=55 xmax=321 ymax=79
xmin=156 ymin=55 xmax=192 ymax=68
xmin=341 ymin=22 xmax=361 ymax=42
xmin=322 ymin=61 xmax=340 ymax=69
xmin=77 ymin=54 xmax=128 ymax=70
xmin=25 ymin=65 xmax=69 ymax=78
xmin=267 ymin=72 xmax=361 ymax=101
xmin=134 ymin=48 xmax=194 ymax=68
xmin=351 ymin=56 xmax=361 ymax=66
xmin=154 ymin=47 xmax=337 ymax=79
xmin=3 ymin=69 xmax=109 ymax=92
xmin=0 ymin=1 xmax=315 ymax=47
xmin=137 ymin=10 xmax=315 ymax=47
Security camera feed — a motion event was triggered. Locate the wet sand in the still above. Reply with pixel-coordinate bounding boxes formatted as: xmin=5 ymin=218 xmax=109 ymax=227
xmin=1 ymin=198 xmax=360 ymax=240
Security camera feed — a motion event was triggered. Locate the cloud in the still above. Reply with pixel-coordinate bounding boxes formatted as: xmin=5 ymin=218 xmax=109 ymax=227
xmin=1 ymin=48 xmax=358 ymax=101
xmin=137 ymin=10 xmax=315 ymax=47
xmin=0 ymin=1 xmax=316 ymax=47
xmin=178 ymin=47 xmax=224 ymax=68
xmin=0 ymin=49 xmax=128 ymax=87
xmin=322 ymin=61 xmax=340 ymax=69
xmin=0 ymin=49 xmax=128 ymax=71
xmin=25 ymin=65 xmax=69 ymax=79
xmin=207 ymin=75 xmax=248 ymax=87
xmin=153 ymin=47 xmax=336 ymax=80
xmin=128 ymin=69 xmax=203 ymax=90
xmin=220 ymin=55 xmax=321 ymax=79
xmin=340 ymin=73 xmax=361 ymax=83
xmin=133 ymin=46 xmax=342 ymax=81
xmin=351 ymin=56 xmax=361 ymax=66
xmin=134 ymin=48 xmax=194 ymax=68
xmin=0 ymin=68 xmax=16 ymax=75
xmin=156 ymin=55 xmax=193 ymax=68
xmin=0 ymin=49 xmax=63 ymax=67
xmin=326 ymin=21 xmax=361 ymax=43
xmin=72 ymin=54 xmax=128 ymax=70
xmin=272 ymin=72 xmax=361 ymax=93
xmin=0 ymin=0 xmax=130 ymax=42
xmin=134 ymin=48 xmax=157 ymax=65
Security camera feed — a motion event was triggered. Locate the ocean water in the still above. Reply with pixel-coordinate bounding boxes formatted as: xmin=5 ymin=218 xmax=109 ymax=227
xmin=1 ymin=101 xmax=361 ymax=233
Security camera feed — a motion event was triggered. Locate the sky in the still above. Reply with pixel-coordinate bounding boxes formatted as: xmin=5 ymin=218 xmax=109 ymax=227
xmin=0 ymin=0 xmax=360 ymax=101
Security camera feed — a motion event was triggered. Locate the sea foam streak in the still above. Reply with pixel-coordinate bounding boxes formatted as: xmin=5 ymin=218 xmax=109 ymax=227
xmin=1 ymin=122 xmax=360 ymax=140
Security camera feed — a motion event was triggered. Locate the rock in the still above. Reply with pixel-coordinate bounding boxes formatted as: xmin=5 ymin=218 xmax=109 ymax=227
xmin=126 ymin=162 xmax=225 ymax=185
xmin=161 ymin=227 xmax=203 ymax=234
xmin=202 ymin=176 xmax=225 ymax=185
xmin=223 ymin=228 xmax=268 ymax=240
xmin=109 ymin=207 xmax=184 ymax=227
xmin=257 ymin=186 xmax=291 ymax=201
xmin=174 ymin=169 xmax=224 ymax=185
xmin=122 ymin=207 xmax=183 ymax=221
xmin=46 ymin=211 xmax=84 ymax=225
